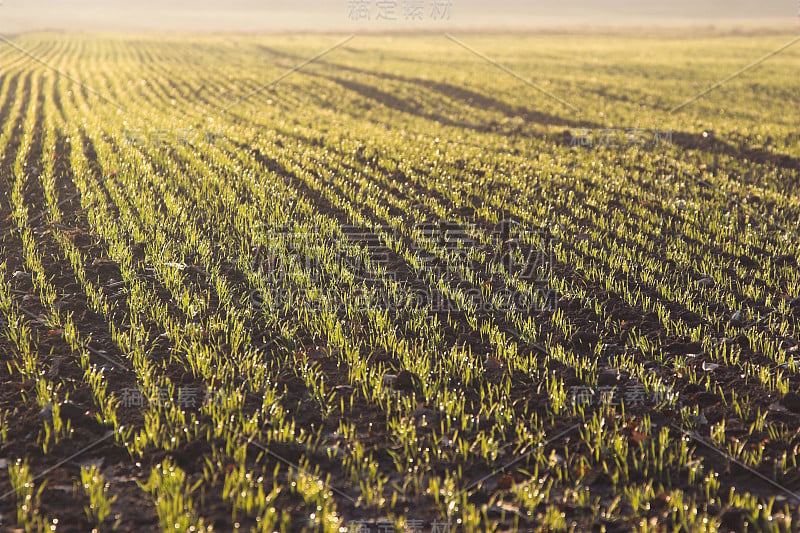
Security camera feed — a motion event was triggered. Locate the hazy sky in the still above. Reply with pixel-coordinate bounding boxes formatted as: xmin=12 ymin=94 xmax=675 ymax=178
xmin=1 ymin=0 xmax=798 ymax=33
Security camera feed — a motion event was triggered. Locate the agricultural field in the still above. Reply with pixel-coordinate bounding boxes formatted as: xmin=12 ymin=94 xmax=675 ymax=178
xmin=0 ymin=29 xmax=799 ymax=532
